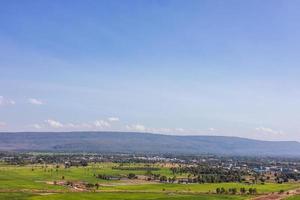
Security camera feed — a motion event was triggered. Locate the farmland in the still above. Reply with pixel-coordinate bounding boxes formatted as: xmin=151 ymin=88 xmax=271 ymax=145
xmin=0 ymin=160 xmax=300 ymax=200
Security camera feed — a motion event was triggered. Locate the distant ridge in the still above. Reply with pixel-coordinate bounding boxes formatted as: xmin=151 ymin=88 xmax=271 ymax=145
xmin=0 ymin=131 xmax=299 ymax=156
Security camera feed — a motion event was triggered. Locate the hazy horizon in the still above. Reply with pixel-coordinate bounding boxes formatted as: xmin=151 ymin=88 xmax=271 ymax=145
xmin=1 ymin=0 xmax=300 ymax=141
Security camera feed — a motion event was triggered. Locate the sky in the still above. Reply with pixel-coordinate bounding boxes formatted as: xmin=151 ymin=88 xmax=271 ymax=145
xmin=1 ymin=0 xmax=300 ymax=141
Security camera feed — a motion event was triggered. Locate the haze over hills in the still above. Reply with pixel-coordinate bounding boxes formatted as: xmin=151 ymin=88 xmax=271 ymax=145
xmin=0 ymin=131 xmax=299 ymax=156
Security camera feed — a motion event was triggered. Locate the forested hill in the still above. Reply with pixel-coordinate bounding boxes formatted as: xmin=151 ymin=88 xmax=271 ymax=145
xmin=0 ymin=131 xmax=299 ymax=156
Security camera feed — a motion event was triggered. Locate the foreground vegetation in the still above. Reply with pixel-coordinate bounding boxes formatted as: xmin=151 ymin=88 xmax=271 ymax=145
xmin=286 ymin=196 xmax=300 ymax=200
xmin=1 ymin=159 xmax=300 ymax=199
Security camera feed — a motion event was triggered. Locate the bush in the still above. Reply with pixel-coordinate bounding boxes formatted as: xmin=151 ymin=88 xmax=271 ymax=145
xmin=128 ymin=173 xmax=137 ymax=179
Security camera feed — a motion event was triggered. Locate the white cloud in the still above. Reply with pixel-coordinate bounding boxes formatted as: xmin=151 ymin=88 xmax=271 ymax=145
xmin=125 ymin=124 xmax=218 ymax=135
xmin=30 ymin=124 xmax=42 ymax=129
xmin=64 ymin=122 xmax=93 ymax=129
xmin=0 ymin=96 xmax=15 ymax=106
xmin=94 ymin=120 xmax=110 ymax=128
xmin=28 ymin=98 xmax=44 ymax=105
xmin=33 ymin=119 xmax=113 ymax=130
xmin=174 ymin=128 xmax=185 ymax=132
xmin=126 ymin=124 xmax=146 ymax=132
xmin=255 ymin=127 xmax=284 ymax=135
xmin=148 ymin=127 xmax=172 ymax=133
xmin=108 ymin=117 xmax=119 ymax=122
xmin=65 ymin=123 xmax=75 ymax=128
xmin=208 ymin=128 xmax=217 ymax=132
xmin=45 ymin=119 xmax=64 ymax=128
xmin=31 ymin=118 xmax=215 ymax=135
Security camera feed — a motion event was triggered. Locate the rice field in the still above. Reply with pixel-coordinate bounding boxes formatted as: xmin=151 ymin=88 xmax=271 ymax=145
xmin=0 ymin=162 xmax=299 ymax=200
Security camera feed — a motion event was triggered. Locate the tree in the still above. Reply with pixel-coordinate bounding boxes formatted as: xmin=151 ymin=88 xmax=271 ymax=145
xmin=249 ymin=188 xmax=257 ymax=195
xmin=160 ymin=176 xmax=168 ymax=182
xmin=231 ymin=188 xmax=237 ymax=195
xmin=253 ymin=188 xmax=257 ymax=194
xmin=240 ymin=187 xmax=246 ymax=194
xmin=145 ymin=170 xmax=153 ymax=177
xmin=128 ymin=173 xmax=137 ymax=179
xmin=172 ymin=176 xmax=176 ymax=183
xmin=249 ymin=188 xmax=253 ymax=194
xmin=86 ymin=183 xmax=95 ymax=188
xmin=220 ymin=187 xmax=226 ymax=194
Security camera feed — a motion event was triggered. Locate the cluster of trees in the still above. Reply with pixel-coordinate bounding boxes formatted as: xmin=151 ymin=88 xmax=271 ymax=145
xmin=216 ymin=187 xmax=256 ymax=195
xmin=170 ymin=166 xmax=245 ymax=183
xmin=96 ymin=174 xmax=121 ymax=180
xmin=275 ymin=172 xmax=299 ymax=183
xmin=216 ymin=187 xmax=236 ymax=194
xmin=128 ymin=173 xmax=137 ymax=179
xmin=97 ymin=173 xmax=137 ymax=180
xmin=112 ymin=166 xmax=159 ymax=171
xmin=144 ymin=170 xmax=176 ymax=183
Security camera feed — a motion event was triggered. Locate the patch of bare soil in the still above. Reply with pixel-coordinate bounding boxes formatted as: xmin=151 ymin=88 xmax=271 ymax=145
xmin=45 ymin=180 xmax=89 ymax=192
xmin=38 ymin=193 xmax=55 ymax=196
xmin=252 ymin=189 xmax=300 ymax=200
xmin=161 ymin=163 xmax=179 ymax=168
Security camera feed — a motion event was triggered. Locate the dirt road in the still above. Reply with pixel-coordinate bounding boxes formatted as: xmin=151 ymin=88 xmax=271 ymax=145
xmin=251 ymin=189 xmax=300 ymax=200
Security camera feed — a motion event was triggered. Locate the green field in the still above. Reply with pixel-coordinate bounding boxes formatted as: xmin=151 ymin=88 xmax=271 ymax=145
xmin=101 ymin=182 xmax=300 ymax=193
xmin=0 ymin=162 xmax=174 ymax=187
xmin=286 ymin=196 xmax=300 ymax=200
xmin=0 ymin=162 xmax=299 ymax=200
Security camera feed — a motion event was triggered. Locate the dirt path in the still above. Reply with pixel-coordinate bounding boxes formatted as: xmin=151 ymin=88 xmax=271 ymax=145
xmin=251 ymin=189 xmax=300 ymax=200
xmin=1 ymin=187 xmax=300 ymax=199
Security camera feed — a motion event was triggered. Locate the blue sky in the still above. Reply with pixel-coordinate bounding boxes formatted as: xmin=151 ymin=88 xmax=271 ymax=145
xmin=1 ymin=0 xmax=300 ymax=141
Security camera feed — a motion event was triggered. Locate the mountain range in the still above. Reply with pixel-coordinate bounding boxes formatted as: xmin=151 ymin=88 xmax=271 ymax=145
xmin=0 ymin=131 xmax=299 ymax=156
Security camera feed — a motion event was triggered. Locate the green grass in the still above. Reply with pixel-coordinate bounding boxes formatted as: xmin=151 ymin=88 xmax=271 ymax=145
xmin=0 ymin=193 xmax=248 ymax=200
xmin=0 ymin=164 xmax=125 ymax=190
xmin=0 ymin=163 xmax=300 ymax=200
xmin=101 ymin=182 xmax=300 ymax=194
xmin=285 ymin=195 xmax=300 ymax=200
xmin=0 ymin=162 xmax=181 ymax=191
xmin=1 ymin=164 xmax=297 ymax=194
xmin=0 ymin=193 xmax=33 ymax=200
xmin=0 ymin=163 xmax=175 ymax=189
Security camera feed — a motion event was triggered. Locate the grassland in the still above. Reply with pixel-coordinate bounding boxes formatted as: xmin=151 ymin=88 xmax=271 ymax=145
xmin=0 ymin=162 xmax=299 ymax=200
xmin=286 ymin=196 xmax=300 ymax=200
xmin=101 ymin=182 xmax=300 ymax=193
